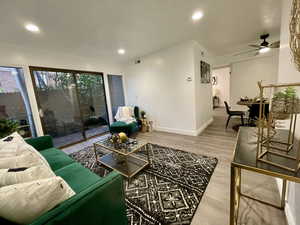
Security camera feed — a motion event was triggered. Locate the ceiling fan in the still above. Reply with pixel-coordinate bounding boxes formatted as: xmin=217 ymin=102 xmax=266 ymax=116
xmin=234 ymin=34 xmax=280 ymax=56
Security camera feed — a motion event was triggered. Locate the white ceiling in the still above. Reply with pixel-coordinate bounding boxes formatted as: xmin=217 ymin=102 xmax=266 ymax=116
xmin=0 ymin=0 xmax=282 ymax=63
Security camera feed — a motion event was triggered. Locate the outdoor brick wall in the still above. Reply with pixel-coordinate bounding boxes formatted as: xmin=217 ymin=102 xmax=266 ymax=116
xmin=0 ymin=92 xmax=27 ymax=121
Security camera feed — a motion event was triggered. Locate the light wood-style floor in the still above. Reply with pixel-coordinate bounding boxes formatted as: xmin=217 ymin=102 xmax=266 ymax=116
xmin=136 ymin=108 xmax=287 ymax=225
xmin=64 ymin=107 xmax=287 ymax=225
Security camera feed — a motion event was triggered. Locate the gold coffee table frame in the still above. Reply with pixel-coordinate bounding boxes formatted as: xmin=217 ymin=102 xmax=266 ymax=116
xmin=93 ymin=138 xmax=150 ymax=178
xmin=230 ymin=127 xmax=300 ymax=225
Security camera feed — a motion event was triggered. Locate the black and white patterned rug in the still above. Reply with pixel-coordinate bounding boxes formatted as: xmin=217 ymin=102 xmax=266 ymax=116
xmin=69 ymin=143 xmax=218 ymax=225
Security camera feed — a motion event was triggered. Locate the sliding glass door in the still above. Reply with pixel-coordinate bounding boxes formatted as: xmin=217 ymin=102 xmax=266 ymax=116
xmin=75 ymin=73 xmax=109 ymax=138
xmin=30 ymin=67 xmax=109 ymax=147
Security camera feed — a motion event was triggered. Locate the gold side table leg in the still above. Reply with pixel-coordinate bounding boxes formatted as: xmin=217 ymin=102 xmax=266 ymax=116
xmin=281 ymin=179 xmax=287 ymax=209
xmin=93 ymin=143 xmax=98 ymax=162
xmin=230 ymin=164 xmax=239 ymax=225
xmin=146 ymin=144 xmax=151 ymax=165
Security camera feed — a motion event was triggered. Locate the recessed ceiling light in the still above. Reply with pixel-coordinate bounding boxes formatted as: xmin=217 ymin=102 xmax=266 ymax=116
xmin=259 ymin=47 xmax=270 ymax=54
xmin=192 ymin=11 xmax=203 ymax=21
xmin=25 ymin=23 xmax=40 ymax=33
xmin=118 ymin=49 xmax=125 ymax=55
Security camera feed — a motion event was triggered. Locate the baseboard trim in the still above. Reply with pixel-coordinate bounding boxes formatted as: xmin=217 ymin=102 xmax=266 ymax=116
xmin=275 ymin=178 xmax=295 ymax=225
xmin=154 ymin=126 xmax=198 ymax=136
xmin=195 ymin=118 xmax=214 ymax=136
xmin=154 ymin=118 xmax=213 ymax=136
xmin=285 ymin=202 xmax=296 ymax=225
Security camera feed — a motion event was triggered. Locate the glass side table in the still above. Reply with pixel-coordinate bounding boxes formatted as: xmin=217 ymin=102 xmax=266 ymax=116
xmin=230 ymin=127 xmax=300 ymax=225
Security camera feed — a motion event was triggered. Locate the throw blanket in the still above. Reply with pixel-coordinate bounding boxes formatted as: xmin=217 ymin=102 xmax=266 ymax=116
xmin=115 ymin=106 xmax=136 ymax=124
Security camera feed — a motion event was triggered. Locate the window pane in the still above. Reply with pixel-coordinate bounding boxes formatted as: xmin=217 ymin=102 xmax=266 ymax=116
xmin=0 ymin=67 xmax=36 ymax=138
xmin=108 ymin=75 xmax=125 ymax=118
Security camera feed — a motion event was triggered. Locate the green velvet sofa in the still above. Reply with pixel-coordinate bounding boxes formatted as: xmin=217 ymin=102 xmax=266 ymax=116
xmin=0 ymin=135 xmax=127 ymax=225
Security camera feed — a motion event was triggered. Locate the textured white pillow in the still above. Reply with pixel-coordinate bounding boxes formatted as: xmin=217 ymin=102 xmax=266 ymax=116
xmin=0 ymin=152 xmax=42 ymax=169
xmin=0 ymin=132 xmax=51 ymax=168
xmin=0 ymin=177 xmax=75 ymax=224
xmin=20 ymin=144 xmax=51 ymax=168
xmin=0 ymin=132 xmax=27 ymax=158
xmin=0 ymin=165 xmax=55 ymax=187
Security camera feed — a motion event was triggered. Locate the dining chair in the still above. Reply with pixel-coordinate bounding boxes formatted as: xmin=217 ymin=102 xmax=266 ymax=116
xmin=224 ymin=101 xmax=245 ymax=129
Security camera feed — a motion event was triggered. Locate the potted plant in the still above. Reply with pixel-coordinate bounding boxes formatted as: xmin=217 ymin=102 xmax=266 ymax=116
xmin=272 ymin=87 xmax=300 ymax=119
xmin=0 ymin=119 xmax=19 ymax=138
xmin=140 ymin=111 xmax=146 ymax=119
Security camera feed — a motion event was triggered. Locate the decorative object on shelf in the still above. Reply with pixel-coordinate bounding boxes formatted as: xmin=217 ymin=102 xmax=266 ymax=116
xmin=256 ymin=81 xmax=300 ymax=174
xmin=108 ymin=133 xmax=138 ymax=152
xmin=0 ymin=119 xmax=19 ymax=138
xmin=272 ymin=87 xmax=300 ymax=120
xmin=290 ymin=0 xmax=300 ymax=71
xmin=141 ymin=119 xmax=153 ymax=133
xmin=200 ymin=61 xmax=211 ymax=83
xmin=118 ymin=132 xmax=128 ymax=143
xmin=148 ymin=120 xmax=153 ymax=132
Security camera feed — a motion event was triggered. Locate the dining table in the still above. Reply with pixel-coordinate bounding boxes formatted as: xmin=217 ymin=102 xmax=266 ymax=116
xmin=237 ymin=99 xmax=269 ymax=125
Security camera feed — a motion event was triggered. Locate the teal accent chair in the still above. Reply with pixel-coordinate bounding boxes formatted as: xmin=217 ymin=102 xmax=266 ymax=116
xmin=109 ymin=106 xmax=141 ymax=136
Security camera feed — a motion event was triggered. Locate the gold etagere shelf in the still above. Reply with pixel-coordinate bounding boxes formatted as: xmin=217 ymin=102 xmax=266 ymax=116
xmin=257 ymin=81 xmax=300 ymax=174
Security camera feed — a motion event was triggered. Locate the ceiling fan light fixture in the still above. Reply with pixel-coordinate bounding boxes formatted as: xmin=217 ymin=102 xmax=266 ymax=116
xmin=259 ymin=47 xmax=270 ymax=54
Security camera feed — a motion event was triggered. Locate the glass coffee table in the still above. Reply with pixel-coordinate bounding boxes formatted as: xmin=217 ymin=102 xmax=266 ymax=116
xmin=93 ymin=138 xmax=150 ymax=178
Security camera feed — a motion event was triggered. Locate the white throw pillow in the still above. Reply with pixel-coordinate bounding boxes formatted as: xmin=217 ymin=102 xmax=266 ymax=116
xmin=0 ymin=152 xmax=42 ymax=169
xmin=0 ymin=132 xmax=51 ymax=169
xmin=0 ymin=177 xmax=75 ymax=224
xmin=20 ymin=144 xmax=51 ymax=168
xmin=0 ymin=132 xmax=27 ymax=158
xmin=0 ymin=165 xmax=55 ymax=187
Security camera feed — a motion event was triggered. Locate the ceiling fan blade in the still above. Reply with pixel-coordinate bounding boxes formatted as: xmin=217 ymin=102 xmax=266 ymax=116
xmin=269 ymin=41 xmax=280 ymax=48
xmin=249 ymin=44 xmax=261 ymax=48
xmin=233 ymin=49 xmax=260 ymax=56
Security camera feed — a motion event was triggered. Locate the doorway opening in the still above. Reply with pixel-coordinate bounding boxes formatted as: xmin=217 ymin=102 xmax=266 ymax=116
xmin=212 ymin=66 xmax=230 ymax=109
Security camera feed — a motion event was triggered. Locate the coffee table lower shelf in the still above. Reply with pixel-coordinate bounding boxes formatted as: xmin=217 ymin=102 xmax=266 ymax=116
xmin=99 ymin=152 xmax=149 ymax=178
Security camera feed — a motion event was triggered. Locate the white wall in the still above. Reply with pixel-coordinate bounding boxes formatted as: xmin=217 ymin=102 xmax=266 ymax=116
xmin=193 ymin=41 xmax=214 ymax=132
xmin=277 ymin=1 xmax=300 ymax=225
xmin=212 ymin=67 xmax=230 ymax=106
xmin=124 ymin=40 xmax=213 ymax=136
xmin=0 ymin=42 xmax=123 ymax=135
xmin=230 ymin=53 xmax=279 ymax=110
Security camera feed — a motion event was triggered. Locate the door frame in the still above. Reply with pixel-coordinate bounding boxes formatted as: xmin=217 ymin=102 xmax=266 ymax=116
xmin=29 ymin=66 xmax=110 ymax=148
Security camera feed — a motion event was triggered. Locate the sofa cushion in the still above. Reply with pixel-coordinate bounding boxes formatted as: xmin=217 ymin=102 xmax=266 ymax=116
xmin=40 ymin=148 xmax=74 ymax=171
xmin=55 ymin=163 xmax=101 ymax=193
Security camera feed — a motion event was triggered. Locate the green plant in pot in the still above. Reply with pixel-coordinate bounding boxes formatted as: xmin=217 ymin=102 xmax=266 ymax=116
xmin=272 ymin=87 xmax=300 ymax=119
xmin=0 ymin=119 xmax=19 ymax=138
xmin=140 ymin=110 xmax=146 ymax=119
